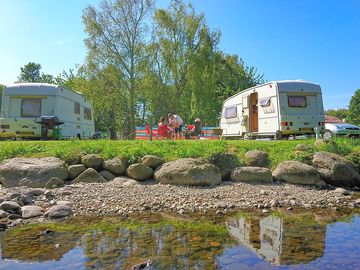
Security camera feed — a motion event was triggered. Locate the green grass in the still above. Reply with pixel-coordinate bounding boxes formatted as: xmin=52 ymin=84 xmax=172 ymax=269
xmin=0 ymin=138 xmax=359 ymax=168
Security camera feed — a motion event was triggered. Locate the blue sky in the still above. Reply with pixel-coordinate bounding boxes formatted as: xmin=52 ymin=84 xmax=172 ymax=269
xmin=0 ymin=0 xmax=359 ymax=109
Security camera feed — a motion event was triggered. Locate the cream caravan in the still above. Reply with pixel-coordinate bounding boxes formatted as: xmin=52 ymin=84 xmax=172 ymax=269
xmin=0 ymin=83 xmax=95 ymax=139
xmin=220 ymin=80 xmax=325 ymax=139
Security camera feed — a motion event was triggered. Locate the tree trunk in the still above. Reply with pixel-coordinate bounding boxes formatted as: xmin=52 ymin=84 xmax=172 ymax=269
xmin=129 ymin=89 xmax=136 ymax=140
xmin=109 ymin=111 xmax=117 ymax=140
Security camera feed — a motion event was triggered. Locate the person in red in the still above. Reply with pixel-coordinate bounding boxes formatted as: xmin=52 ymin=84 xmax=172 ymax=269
xmin=157 ymin=116 xmax=169 ymax=140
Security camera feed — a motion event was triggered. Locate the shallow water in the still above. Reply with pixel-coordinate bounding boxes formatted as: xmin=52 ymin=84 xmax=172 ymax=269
xmin=0 ymin=211 xmax=360 ymax=270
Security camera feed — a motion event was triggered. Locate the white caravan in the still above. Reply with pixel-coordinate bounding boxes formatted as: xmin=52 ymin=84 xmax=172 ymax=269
xmin=0 ymin=83 xmax=95 ymax=139
xmin=220 ymin=80 xmax=325 ymax=139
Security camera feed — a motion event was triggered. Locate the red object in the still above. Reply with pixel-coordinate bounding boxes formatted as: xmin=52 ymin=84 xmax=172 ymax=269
xmin=187 ymin=124 xmax=195 ymax=131
xmin=145 ymin=124 xmax=151 ymax=135
xmin=157 ymin=123 xmax=168 ymax=137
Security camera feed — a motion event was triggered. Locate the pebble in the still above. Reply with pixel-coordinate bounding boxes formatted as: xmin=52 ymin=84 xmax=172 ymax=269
xmin=0 ymin=181 xmax=357 ymax=221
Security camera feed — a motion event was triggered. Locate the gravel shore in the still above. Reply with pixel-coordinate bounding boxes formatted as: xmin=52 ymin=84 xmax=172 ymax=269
xmin=1 ymin=177 xmax=359 ymax=218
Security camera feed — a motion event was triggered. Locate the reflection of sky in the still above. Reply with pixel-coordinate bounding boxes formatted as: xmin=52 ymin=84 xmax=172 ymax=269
xmin=0 ymin=247 xmax=86 ymax=270
xmin=218 ymin=215 xmax=360 ymax=270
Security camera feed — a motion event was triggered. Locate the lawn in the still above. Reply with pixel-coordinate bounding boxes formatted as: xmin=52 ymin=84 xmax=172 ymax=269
xmin=0 ymin=138 xmax=359 ymax=169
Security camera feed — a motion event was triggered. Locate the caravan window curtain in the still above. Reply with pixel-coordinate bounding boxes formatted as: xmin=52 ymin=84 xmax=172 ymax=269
xmin=21 ymin=99 xmax=41 ymax=117
xmin=288 ymin=96 xmax=307 ymax=107
xmin=225 ymin=106 xmax=237 ymax=119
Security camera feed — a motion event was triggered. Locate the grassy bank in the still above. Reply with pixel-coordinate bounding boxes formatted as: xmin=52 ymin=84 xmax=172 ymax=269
xmin=0 ymin=138 xmax=359 ymax=168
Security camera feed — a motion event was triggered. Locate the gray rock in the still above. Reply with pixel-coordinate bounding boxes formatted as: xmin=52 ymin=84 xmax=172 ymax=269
xmin=26 ymin=188 xmax=45 ymax=196
xmin=45 ymin=205 xmax=73 ymax=219
xmin=127 ymin=163 xmax=153 ymax=181
xmin=0 ymin=201 xmax=21 ymax=213
xmin=21 ymin=206 xmax=44 ymax=219
xmin=0 ymin=209 xmax=9 ymax=218
xmin=231 ymin=167 xmax=273 ymax=183
xmin=294 ymin=144 xmax=311 ymax=151
xmin=313 ymin=151 xmax=360 ymax=187
xmin=45 ymin=177 xmax=64 ymax=189
xmin=73 ymin=168 xmax=107 ymax=184
xmin=208 ymin=153 xmax=239 ymax=180
xmin=103 ymin=157 xmax=127 ymax=175
xmin=81 ymin=154 xmax=103 ymax=170
xmin=68 ymin=164 xmax=86 ymax=179
xmin=154 ymin=158 xmax=221 ymax=186
xmin=333 ymin=188 xmax=350 ymax=195
xmin=99 ymin=170 xmax=115 ymax=181
xmin=122 ymin=179 xmax=139 ymax=187
xmin=0 ymin=157 xmax=69 ymax=188
xmin=112 ymin=177 xmax=132 ymax=185
xmin=314 ymin=139 xmax=331 ymax=148
xmin=56 ymin=201 xmax=73 ymax=206
xmin=140 ymin=155 xmax=165 ymax=169
xmin=244 ymin=150 xmax=270 ymax=167
xmin=273 ymin=161 xmax=326 ymax=187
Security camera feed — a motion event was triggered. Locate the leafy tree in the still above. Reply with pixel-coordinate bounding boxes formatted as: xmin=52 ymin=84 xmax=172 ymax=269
xmin=18 ymin=62 xmax=42 ymax=82
xmin=324 ymin=108 xmax=349 ymax=121
xmin=152 ymin=0 xmax=221 ymax=123
xmin=348 ymin=89 xmax=360 ymax=125
xmin=82 ymin=0 xmax=153 ymax=139
xmin=18 ymin=62 xmax=57 ymax=84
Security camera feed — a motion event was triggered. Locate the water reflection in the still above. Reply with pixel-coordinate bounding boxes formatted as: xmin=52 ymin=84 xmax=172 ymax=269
xmin=227 ymin=215 xmax=326 ymax=265
xmin=0 ymin=212 xmax=359 ymax=269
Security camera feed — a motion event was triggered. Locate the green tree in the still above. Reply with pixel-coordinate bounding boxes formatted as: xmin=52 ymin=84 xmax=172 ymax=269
xmin=152 ymin=0 xmax=220 ymax=123
xmin=82 ymin=0 xmax=153 ymax=139
xmin=348 ymin=89 xmax=360 ymax=125
xmin=18 ymin=62 xmax=56 ymax=84
xmin=18 ymin=62 xmax=42 ymax=82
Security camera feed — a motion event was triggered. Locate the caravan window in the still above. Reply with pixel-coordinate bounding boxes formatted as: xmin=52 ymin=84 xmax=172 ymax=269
xmin=288 ymin=96 xmax=307 ymax=107
xmin=74 ymin=102 xmax=80 ymax=114
xmin=224 ymin=106 xmax=237 ymax=119
xmin=21 ymin=99 xmax=41 ymax=117
xmin=259 ymin=98 xmax=271 ymax=107
xmin=84 ymin=107 xmax=92 ymax=120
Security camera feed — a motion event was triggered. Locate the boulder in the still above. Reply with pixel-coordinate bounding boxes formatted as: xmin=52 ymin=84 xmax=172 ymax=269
xmin=294 ymin=144 xmax=311 ymax=152
xmin=312 ymin=151 xmax=360 ymax=187
xmin=154 ymin=158 xmax=221 ymax=186
xmin=140 ymin=155 xmax=165 ymax=169
xmin=81 ymin=154 xmax=103 ymax=170
xmin=73 ymin=168 xmax=107 ymax=184
xmin=244 ymin=150 xmax=270 ymax=168
xmin=0 ymin=209 xmax=9 ymax=218
xmin=68 ymin=164 xmax=86 ymax=180
xmin=0 ymin=201 xmax=21 ymax=214
xmin=45 ymin=177 xmax=64 ymax=189
xmin=26 ymin=188 xmax=45 ymax=196
xmin=99 ymin=170 xmax=115 ymax=181
xmin=314 ymin=139 xmax=331 ymax=148
xmin=208 ymin=153 xmax=239 ymax=180
xmin=103 ymin=157 xmax=127 ymax=175
xmin=126 ymin=163 xmax=153 ymax=181
xmin=21 ymin=206 xmax=44 ymax=219
xmin=45 ymin=205 xmax=73 ymax=219
xmin=273 ymin=161 xmax=326 ymax=186
xmin=231 ymin=167 xmax=273 ymax=183
xmin=0 ymin=157 xmax=69 ymax=188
